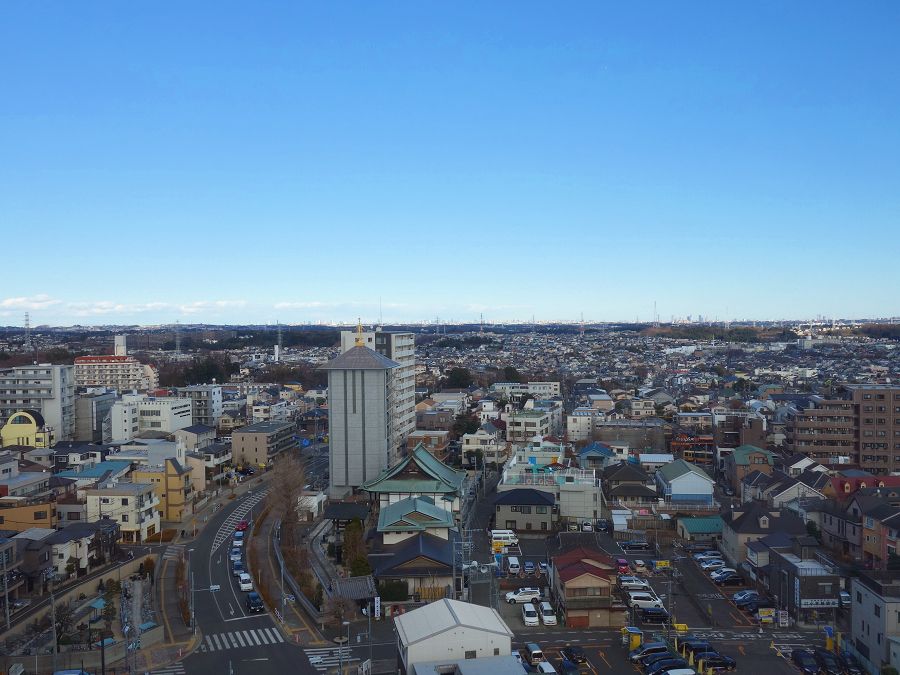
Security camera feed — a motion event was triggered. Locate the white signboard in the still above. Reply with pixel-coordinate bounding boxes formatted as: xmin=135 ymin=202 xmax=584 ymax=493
xmin=374 ymin=596 xmax=381 ymax=619
xmin=800 ymin=598 xmax=839 ymax=608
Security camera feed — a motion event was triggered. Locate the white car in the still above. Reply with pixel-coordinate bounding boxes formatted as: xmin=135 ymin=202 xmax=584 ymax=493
xmin=700 ymin=559 xmax=726 ymax=571
xmin=581 ymin=521 xmax=593 ymax=532
xmin=505 ymin=587 xmax=541 ymax=604
xmin=627 ymin=591 xmax=663 ymax=609
xmin=537 ymin=663 xmax=558 ymax=675
xmin=694 ymin=551 xmax=723 ymax=561
xmin=633 ymin=560 xmax=648 ymax=574
xmin=522 ymin=603 xmax=539 ymax=627
xmin=619 ymin=576 xmax=651 ymax=591
xmin=232 ymin=537 xmax=244 ymax=548
xmin=710 ymin=567 xmax=738 ymax=580
xmin=238 ymin=572 xmax=253 ymax=591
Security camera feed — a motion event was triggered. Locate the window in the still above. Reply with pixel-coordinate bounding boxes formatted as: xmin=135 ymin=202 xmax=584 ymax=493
xmin=121 ymin=514 xmax=129 ymax=523
xmin=875 ymin=605 xmax=881 ymax=617
xmin=122 ymin=498 xmax=129 ymax=506
xmin=465 ymin=651 xmax=476 ymax=660
xmin=34 ymin=511 xmax=47 ymax=520
xmin=536 ymin=506 xmax=548 ymax=514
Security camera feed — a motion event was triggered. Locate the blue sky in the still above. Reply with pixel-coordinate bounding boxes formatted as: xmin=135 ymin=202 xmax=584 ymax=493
xmin=1 ymin=2 xmax=898 ymax=326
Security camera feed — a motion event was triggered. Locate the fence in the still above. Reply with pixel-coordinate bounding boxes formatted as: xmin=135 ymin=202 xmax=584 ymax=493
xmin=273 ymin=519 xmax=323 ymax=626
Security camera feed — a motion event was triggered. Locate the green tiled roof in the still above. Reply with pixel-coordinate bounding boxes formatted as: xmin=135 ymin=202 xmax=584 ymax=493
xmin=678 ymin=516 xmax=724 ymax=534
xmin=657 ymin=459 xmax=713 ymax=483
xmin=377 ymin=496 xmax=455 ymax=532
xmin=360 ymin=444 xmax=466 ymax=494
xmin=730 ymin=445 xmax=776 ymax=466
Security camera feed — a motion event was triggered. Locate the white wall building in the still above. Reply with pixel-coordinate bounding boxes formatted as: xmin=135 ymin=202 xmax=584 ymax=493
xmin=0 ymin=364 xmax=75 ymax=440
xmin=74 ymin=336 xmax=158 ymax=391
xmin=490 ymin=381 xmax=561 ymax=400
xmin=175 ymin=385 xmax=224 ymax=427
xmin=85 ymin=483 xmax=160 ymax=543
xmin=108 ymin=394 xmax=193 ymax=441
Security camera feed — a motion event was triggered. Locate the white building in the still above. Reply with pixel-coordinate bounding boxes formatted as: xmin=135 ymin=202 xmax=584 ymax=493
xmin=506 ymin=410 xmax=551 ymax=442
xmin=74 ymin=336 xmax=158 ymax=391
xmin=395 ymin=599 xmax=513 ymax=675
xmin=250 ymin=399 xmax=290 ymax=423
xmin=175 ymin=385 xmax=224 ymax=427
xmin=321 ymin=341 xmax=400 ymax=498
xmin=85 ymin=482 xmax=160 ymax=543
xmin=341 ymin=328 xmax=416 ymax=452
xmin=567 ymin=407 xmax=605 ymax=442
xmin=490 ymin=381 xmax=561 ymax=400
xmin=108 ymin=394 xmax=193 ymax=441
xmin=0 ymin=364 xmax=75 ymax=440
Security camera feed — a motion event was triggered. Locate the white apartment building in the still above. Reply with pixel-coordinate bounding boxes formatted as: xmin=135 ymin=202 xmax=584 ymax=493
xmin=322 ymin=342 xmax=399 ymax=498
xmin=175 ymin=385 xmax=224 ymax=427
xmin=567 ymin=407 xmax=605 ymax=442
xmin=340 ymin=329 xmax=415 ymax=454
xmin=108 ymin=394 xmax=193 ymax=441
xmin=461 ymin=425 xmax=510 ymax=467
xmin=74 ymin=335 xmax=158 ymax=391
xmin=490 ymin=381 xmax=561 ymax=400
xmin=506 ymin=410 xmax=551 ymax=442
xmin=85 ymin=482 xmax=160 ymax=543
xmin=627 ymin=399 xmax=656 ymax=418
xmin=251 ymin=399 xmax=290 ymax=423
xmin=0 ymin=364 xmax=75 ymax=440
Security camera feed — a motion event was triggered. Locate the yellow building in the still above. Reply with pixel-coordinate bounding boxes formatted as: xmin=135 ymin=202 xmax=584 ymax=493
xmin=0 ymin=500 xmax=56 ymax=531
xmin=132 ymin=457 xmax=194 ymax=523
xmin=0 ymin=410 xmax=55 ymax=448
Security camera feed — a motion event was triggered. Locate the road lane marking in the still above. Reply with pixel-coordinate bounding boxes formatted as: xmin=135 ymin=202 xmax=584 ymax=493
xmin=234 ymin=631 xmax=246 ymax=647
xmin=598 ymin=650 xmax=611 ymax=668
xmin=211 ymin=634 xmax=223 ymax=650
xmin=204 ymin=636 xmax=214 ymax=651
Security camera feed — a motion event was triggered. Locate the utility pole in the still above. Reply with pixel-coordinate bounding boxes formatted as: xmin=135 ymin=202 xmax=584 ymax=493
xmin=2 ymin=547 xmax=10 ymax=631
xmin=49 ymin=574 xmax=58 ymax=673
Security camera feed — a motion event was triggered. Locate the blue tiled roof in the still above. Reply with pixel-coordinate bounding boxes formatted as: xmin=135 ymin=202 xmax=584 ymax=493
xmin=57 ymin=461 xmax=131 ymax=479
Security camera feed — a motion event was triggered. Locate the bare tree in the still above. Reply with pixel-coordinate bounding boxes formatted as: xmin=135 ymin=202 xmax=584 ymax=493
xmin=266 ymin=453 xmax=307 ymax=547
xmin=323 ymin=594 xmax=355 ymax=627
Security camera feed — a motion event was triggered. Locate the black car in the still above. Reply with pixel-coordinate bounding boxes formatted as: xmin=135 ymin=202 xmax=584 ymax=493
xmin=693 ymin=652 xmax=737 ymax=672
xmin=839 ymin=652 xmax=864 ymax=675
xmin=641 ymin=608 xmax=670 ymax=624
xmin=792 ymin=649 xmax=820 ymax=675
xmin=639 ymin=652 xmax=678 ymax=669
xmin=596 ymin=519 xmax=609 ymax=532
xmin=713 ymin=573 xmax=743 ymax=586
xmin=621 ymin=540 xmax=652 ymax=552
xmin=814 ymin=648 xmax=843 ymax=675
xmin=681 ymin=640 xmax=714 ymax=656
xmin=246 ymin=591 xmax=265 ymax=613
xmin=560 ymin=646 xmax=587 ymax=664
xmin=645 ymin=658 xmax=688 ymax=675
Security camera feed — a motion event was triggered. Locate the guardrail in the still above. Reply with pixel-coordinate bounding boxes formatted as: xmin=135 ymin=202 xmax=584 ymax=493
xmin=273 ymin=519 xmax=323 ymax=625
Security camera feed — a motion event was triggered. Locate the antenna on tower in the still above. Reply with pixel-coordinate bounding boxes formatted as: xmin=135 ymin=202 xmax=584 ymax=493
xmin=379 ymin=297 xmax=383 ymax=328
xmin=276 ymin=320 xmax=283 ymax=362
xmin=480 ymin=313 xmax=484 ymax=334
xmin=175 ymin=320 xmax=182 ymax=354
xmin=579 ymin=312 xmax=585 ymax=338
xmin=24 ymin=312 xmax=36 ymax=364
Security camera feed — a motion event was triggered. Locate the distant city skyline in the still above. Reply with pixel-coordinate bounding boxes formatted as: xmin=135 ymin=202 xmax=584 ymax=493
xmin=2 ymin=3 xmax=898 ymax=325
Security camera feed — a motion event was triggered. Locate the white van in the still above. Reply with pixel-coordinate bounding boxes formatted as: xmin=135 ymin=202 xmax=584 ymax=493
xmin=522 ymin=603 xmax=539 ymax=627
xmin=627 ymin=591 xmax=663 ymax=609
xmin=507 ymin=556 xmax=521 ymax=574
xmin=491 ymin=530 xmax=519 ymax=546
xmin=238 ymin=573 xmax=253 ymax=591
xmin=538 ymin=601 xmax=556 ymax=626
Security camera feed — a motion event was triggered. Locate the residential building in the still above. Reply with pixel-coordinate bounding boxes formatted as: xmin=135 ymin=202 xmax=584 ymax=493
xmin=640 ymin=453 xmax=675 ymax=473
xmin=0 ymin=498 xmax=56 ymax=531
xmin=0 ymin=536 xmax=25 ymax=602
xmin=1 ymin=410 xmax=55 ymax=448
xmin=74 ymin=390 xmax=116 ymax=442
xmin=250 ymin=399 xmax=290 ymax=424
xmin=415 ymin=409 xmax=455 ymax=432
xmin=200 ymin=441 xmax=232 ymax=485
xmin=850 ymin=571 xmax=900 ymax=674
xmin=673 ymin=412 xmax=713 ymax=430
xmin=676 ymin=515 xmax=724 ymax=542
xmin=173 ymin=424 xmax=216 ymax=451
xmin=394 ymin=599 xmax=513 ymax=675
xmin=549 ymin=546 xmax=624 ymax=628
xmin=12 ymin=527 xmax=55 ymax=592
xmin=74 ymin=345 xmax=158 ymax=392
xmin=175 ymin=385 xmax=224 ymax=427
xmin=0 ymin=451 xmax=52 ymax=500
xmin=108 ymin=394 xmax=193 ymax=441
xmin=461 ymin=424 xmax=509 ymax=468
xmin=627 ymin=399 xmax=656 ymax=419
xmin=494 ymin=488 xmax=555 ymax=531
xmin=655 ymin=459 xmax=715 ymax=504
xmin=321 ymin=340 xmax=400 ymax=498
xmin=577 ymin=442 xmax=616 ymax=471
xmin=341 ymin=328 xmax=416 ymax=453
xmin=602 ymin=462 xmax=656 ymax=509
xmin=723 ymin=445 xmax=777 ymax=492
xmin=500 ymin=460 xmax=603 ymax=524
xmin=490 ymin=381 xmax=561 ymax=401
xmin=231 ymin=421 xmax=294 ymax=469
xmin=506 ymin=410 xmax=551 ymax=443
xmin=0 ymin=364 xmax=75 ymax=441
xmin=85 ymin=483 xmax=160 ymax=543
xmin=719 ymin=502 xmax=806 ymax=565
xmin=406 ymin=430 xmax=450 ymax=461
xmin=132 ymin=457 xmax=194 ymax=522
xmin=567 ymin=407 xmax=605 ymax=442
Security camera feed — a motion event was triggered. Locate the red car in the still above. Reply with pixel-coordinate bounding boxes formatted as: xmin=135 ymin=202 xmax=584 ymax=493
xmin=616 ymin=558 xmax=630 ymax=574
xmin=235 ymin=520 xmax=249 ymax=532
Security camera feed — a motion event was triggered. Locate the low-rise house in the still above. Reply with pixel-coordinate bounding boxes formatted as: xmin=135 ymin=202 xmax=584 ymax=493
xmin=578 ymin=442 xmax=616 ymax=471
xmin=85 ymin=483 xmax=160 ymax=543
xmin=655 ymin=459 xmax=714 ymax=505
xmin=132 ymin=457 xmax=194 ymax=523
xmin=13 ymin=527 xmax=55 ymax=592
xmin=850 ymin=571 xmax=900 ymax=674
xmin=406 ymin=430 xmax=450 ymax=461
xmin=0 ymin=535 xmax=25 ymax=601
xmin=549 ymin=546 xmax=623 ymax=628
xmin=719 ymin=502 xmax=806 ymax=565
xmin=494 ymin=488 xmax=555 ymax=532
xmin=676 ymin=515 xmax=723 ymax=542
xmin=724 ymin=445 xmax=777 ymax=493
xmin=173 ymin=424 xmax=216 ymax=451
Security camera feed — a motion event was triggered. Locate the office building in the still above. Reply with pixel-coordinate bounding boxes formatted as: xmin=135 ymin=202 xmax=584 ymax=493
xmin=340 ymin=328 xmax=415 ymax=453
xmin=0 ymin=364 xmax=75 ymax=441
xmin=231 ymin=420 xmax=295 ymax=468
xmin=321 ymin=336 xmax=399 ymax=498
xmin=74 ymin=390 xmax=117 ymax=442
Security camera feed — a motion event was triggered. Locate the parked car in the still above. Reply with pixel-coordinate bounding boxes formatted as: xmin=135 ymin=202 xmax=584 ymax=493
xmin=710 ymin=568 xmax=738 ymax=580
xmin=640 ymin=608 xmax=670 ymax=624
xmin=732 ymin=590 xmax=759 ymax=603
xmin=568 ymin=522 xmax=579 ymax=531
xmin=813 ymin=648 xmax=843 ymax=675
xmin=619 ymin=576 xmax=651 ymax=591
xmin=700 ymin=559 xmax=726 ymax=571
xmin=692 ymin=652 xmax=737 ymax=671
xmin=622 ymin=541 xmax=652 ymax=552
xmin=627 ymin=592 xmax=663 ymax=609
xmin=524 ymin=561 xmax=536 ymax=575
xmin=559 ymin=659 xmax=580 ymax=675
xmin=522 ymin=603 xmax=540 ymax=627
xmin=629 ymin=642 xmax=670 ymax=663
xmin=238 ymin=572 xmax=253 ymax=592
xmin=617 ymin=558 xmax=631 ymax=574
xmin=560 ymin=646 xmax=587 ymax=664
xmin=693 ymin=551 xmax=723 ymax=561
xmin=246 ymin=591 xmax=265 ymax=613
xmin=536 ymin=663 xmax=557 ymax=675
xmin=791 ymin=650 xmax=820 ymax=675
xmin=839 ymin=590 xmax=852 ymax=607
xmin=839 ymin=651 xmax=864 ymax=675
xmin=596 ymin=519 xmax=609 ymax=532
xmin=581 ymin=521 xmax=593 ymax=532
xmin=633 ymin=560 xmax=649 ymax=574
xmin=505 ymin=588 xmax=542 ymax=604
xmin=680 ymin=640 xmax=714 ymax=656
xmin=538 ymin=562 xmax=548 ymax=575
xmin=538 ymin=601 xmax=556 ymax=626
xmin=642 ymin=653 xmax=681 ymax=671
xmin=713 ymin=573 xmax=743 ymax=585
xmin=645 ymin=659 xmax=688 ymax=675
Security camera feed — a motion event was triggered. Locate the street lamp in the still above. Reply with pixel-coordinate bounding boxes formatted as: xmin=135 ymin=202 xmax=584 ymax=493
xmin=188 ymin=548 xmax=196 ymax=634
xmin=339 ymin=620 xmax=350 ymax=675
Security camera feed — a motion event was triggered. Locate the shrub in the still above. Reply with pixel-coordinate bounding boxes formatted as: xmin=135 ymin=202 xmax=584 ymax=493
xmin=378 ymin=580 xmax=409 ymax=601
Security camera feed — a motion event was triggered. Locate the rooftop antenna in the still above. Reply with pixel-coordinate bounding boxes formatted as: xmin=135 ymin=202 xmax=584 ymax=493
xmin=355 ymin=317 xmax=365 ymax=346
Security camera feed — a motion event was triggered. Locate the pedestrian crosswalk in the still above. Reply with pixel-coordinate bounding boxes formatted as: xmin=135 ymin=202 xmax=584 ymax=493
xmin=163 ymin=544 xmax=184 ymax=561
xmin=197 ymin=626 xmax=285 ymax=652
xmin=148 ymin=664 xmax=186 ymax=675
xmin=304 ymin=646 xmax=359 ymax=672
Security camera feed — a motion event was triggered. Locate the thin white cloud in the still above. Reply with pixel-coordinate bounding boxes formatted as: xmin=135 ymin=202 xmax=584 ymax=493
xmin=66 ymin=301 xmax=171 ymax=317
xmin=179 ymin=300 xmax=247 ymax=314
xmin=0 ymin=294 xmax=62 ymax=310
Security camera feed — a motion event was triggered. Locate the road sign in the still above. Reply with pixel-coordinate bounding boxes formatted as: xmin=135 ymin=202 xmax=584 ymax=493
xmin=375 ymin=596 xmax=381 ymax=619
xmin=778 ymin=610 xmax=789 ymax=627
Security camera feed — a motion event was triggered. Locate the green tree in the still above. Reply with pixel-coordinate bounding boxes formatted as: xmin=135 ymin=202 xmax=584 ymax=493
xmin=444 ymin=367 xmax=473 ymax=389
xmin=452 ymin=413 xmax=480 ymax=438
xmin=502 ymin=366 xmax=523 ymax=383
xmin=349 ymin=556 xmax=372 ymax=577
